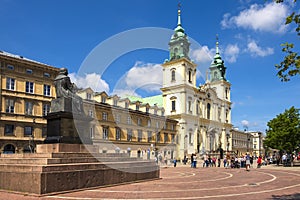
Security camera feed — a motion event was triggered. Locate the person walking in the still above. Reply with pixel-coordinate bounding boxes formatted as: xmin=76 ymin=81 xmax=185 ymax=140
xmin=245 ymin=153 xmax=251 ymax=171
xmin=257 ymin=156 xmax=262 ymax=168
xmin=173 ymin=159 xmax=177 ymax=167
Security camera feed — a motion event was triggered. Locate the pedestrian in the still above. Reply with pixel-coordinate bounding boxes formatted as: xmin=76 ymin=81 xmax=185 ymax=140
xmin=173 ymin=159 xmax=177 ymax=167
xmin=193 ymin=153 xmax=197 ymax=168
xmin=257 ymin=156 xmax=262 ymax=168
xmin=223 ymin=158 xmax=227 ymax=168
xmin=217 ymin=157 xmax=221 ymax=167
xmin=282 ymin=153 xmax=287 ymax=167
xmin=245 ymin=153 xmax=251 ymax=171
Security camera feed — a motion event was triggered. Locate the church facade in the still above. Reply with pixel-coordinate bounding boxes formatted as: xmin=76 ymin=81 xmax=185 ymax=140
xmin=161 ymin=8 xmax=233 ymax=159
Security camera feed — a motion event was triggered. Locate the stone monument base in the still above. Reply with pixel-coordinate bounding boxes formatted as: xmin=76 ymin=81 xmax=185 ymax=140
xmin=0 ymin=144 xmax=159 ymax=195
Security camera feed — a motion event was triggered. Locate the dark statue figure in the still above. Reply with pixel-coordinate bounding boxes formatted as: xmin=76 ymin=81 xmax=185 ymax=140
xmin=45 ymin=68 xmax=92 ymax=144
xmin=51 ymin=68 xmax=84 ymax=114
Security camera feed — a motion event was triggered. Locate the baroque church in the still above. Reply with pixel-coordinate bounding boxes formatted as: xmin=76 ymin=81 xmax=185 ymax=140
xmin=157 ymin=7 xmax=232 ymax=158
xmin=123 ymin=6 xmax=233 ymax=159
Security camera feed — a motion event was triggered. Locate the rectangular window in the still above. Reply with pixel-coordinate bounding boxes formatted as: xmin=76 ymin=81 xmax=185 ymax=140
xmin=24 ymin=126 xmax=33 ymax=136
xmin=7 ymin=65 xmax=14 ymax=70
xmin=116 ymin=114 xmax=121 ymax=123
xmin=147 ymin=120 xmax=151 ymax=127
xmin=26 ymin=81 xmax=34 ymax=93
xmin=164 ymin=133 xmax=169 ymax=143
xmin=44 ymin=72 xmax=50 ymax=78
xmin=136 ymin=105 xmax=139 ymax=111
xmin=156 ymin=133 xmax=160 ymax=143
xmin=172 ymin=100 xmax=176 ymax=111
xmin=6 ymin=77 xmax=15 ymax=90
xmin=146 ymin=107 xmax=149 ymax=113
xmin=127 ymin=129 xmax=132 ymax=141
xmin=147 ymin=131 xmax=152 ymax=142
xmin=44 ymin=84 xmax=51 ymax=96
xmin=138 ymin=130 xmax=143 ymax=142
xmin=4 ymin=124 xmax=14 ymax=136
xmin=86 ymin=93 xmax=92 ymax=100
xmin=90 ymin=126 xmax=95 ymax=139
xmin=5 ymin=99 xmax=14 ymax=113
xmin=196 ymin=103 xmax=199 ymax=114
xmin=137 ymin=118 xmax=142 ymax=126
xmin=116 ymin=128 xmax=121 ymax=140
xmin=43 ymin=104 xmax=51 ymax=116
xmin=26 ymin=69 xmax=33 ymax=74
xmin=113 ymin=99 xmax=118 ymax=106
xmin=102 ymin=112 xmax=108 ymax=121
xmin=156 ymin=121 xmax=159 ymax=129
xmin=103 ymin=127 xmax=108 ymax=140
xmin=101 ymin=96 xmax=106 ymax=103
xmin=88 ymin=110 xmax=93 ymax=117
xmin=25 ymin=101 xmax=33 ymax=115
xmin=188 ymin=101 xmax=192 ymax=112
xmin=125 ymin=102 xmax=129 ymax=108
xmin=171 ymin=134 xmax=175 ymax=143
xmin=127 ymin=116 xmax=131 ymax=125
xmin=171 ymin=124 xmax=175 ymax=131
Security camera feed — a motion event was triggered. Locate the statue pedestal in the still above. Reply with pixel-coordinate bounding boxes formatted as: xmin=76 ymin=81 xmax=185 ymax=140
xmin=45 ymin=111 xmax=93 ymax=145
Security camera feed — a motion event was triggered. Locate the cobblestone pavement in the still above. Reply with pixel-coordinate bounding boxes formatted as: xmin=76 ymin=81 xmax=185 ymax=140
xmin=1 ymin=164 xmax=300 ymax=200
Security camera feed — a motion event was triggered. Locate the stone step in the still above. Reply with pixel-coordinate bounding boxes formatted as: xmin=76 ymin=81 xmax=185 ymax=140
xmin=0 ymin=156 xmax=142 ymax=165
xmin=0 ymin=160 xmax=157 ymax=173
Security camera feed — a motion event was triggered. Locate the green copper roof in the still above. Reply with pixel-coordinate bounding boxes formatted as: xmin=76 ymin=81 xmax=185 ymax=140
xmin=209 ymin=37 xmax=227 ymax=82
xmin=142 ymin=95 xmax=163 ymax=107
xmin=124 ymin=94 xmax=163 ymax=107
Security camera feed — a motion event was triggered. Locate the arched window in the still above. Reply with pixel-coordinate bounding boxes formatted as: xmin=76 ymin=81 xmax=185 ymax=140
xmin=171 ymin=70 xmax=176 ymax=81
xmin=207 ymin=103 xmax=211 ymax=119
xmin=188 ymin=70 xmax=192 ymax=83
xmin=3 ymin=144 xmax=15 ymax=154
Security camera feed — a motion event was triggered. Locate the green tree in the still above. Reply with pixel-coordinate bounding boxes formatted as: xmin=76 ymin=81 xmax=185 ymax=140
xmin=265 ymin=106 xmax=300 ymax=153
xmin=275 ymin=0 xmax=300 ymax=82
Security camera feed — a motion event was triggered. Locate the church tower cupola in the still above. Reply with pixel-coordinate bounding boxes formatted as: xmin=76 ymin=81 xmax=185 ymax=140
xmin=167 ymin=4 xmax=191 ymax=62
xmin=209 ymin=36 xmax=227 ymax=82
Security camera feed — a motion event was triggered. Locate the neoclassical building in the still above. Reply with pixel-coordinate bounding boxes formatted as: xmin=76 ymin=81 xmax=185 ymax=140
xmin=160 ymin=8 xmax=232 ymax=159
xmin=0 ymin=51 xmax=59 ymax=153
xmin=77 ymin=88 xmax=178 ymax=160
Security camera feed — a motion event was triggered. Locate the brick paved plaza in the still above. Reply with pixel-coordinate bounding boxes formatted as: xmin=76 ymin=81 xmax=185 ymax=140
xmin=1 ymin=164 xmax=300 ymax=200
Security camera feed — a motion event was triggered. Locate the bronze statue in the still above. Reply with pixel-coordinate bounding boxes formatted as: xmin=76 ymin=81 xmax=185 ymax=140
xmin=53 ymin=68 xmax=84 ymax=114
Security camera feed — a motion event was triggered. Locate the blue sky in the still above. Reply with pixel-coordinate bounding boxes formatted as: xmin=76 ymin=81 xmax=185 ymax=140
xmin=1 ymin=0 xmax=299 ymax=133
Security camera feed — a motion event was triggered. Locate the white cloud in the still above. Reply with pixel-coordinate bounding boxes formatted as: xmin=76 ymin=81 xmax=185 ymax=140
xmin=224 ymin=44 xmax=240 ymax=63
xmin=191 ymin=46 xmax=214 ymax=64
xmin=69 ymin=72 xmax=110 ymax=93
xmin=246 ymin=40 xmax=274 ymax=57
xmin=241 ymin=120 xmax=249 ymax=127
xmin=221 ymin=2 xmax=289 ymax=33
xmin=112 ymin=62 xmax=163 ymax=96
xmin=125 ymin=62 xmax=162 ymax=91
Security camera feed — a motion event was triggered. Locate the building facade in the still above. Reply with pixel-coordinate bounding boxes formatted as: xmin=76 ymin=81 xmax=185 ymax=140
xmin=231 ymin=128 xmax=254 ymax=156
xmin=161 ymin=8 xmax=232 ymax=159
xmin=0 ymin=51 xmax=59 ymax=153
xmin=250 ymin=131 xmax=263 ymax=158
xmin=77 ymin=88 xmax=178 ymax=160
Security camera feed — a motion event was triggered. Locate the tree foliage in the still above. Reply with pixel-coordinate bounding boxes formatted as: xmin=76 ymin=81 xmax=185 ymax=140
xmin=265 ymin=106 xmax=300 ymax=153
xmin=275 ymin=0 xmax=300 ymax=81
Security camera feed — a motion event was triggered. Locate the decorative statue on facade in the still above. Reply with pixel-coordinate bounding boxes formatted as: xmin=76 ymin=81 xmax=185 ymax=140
xmin=51 ymin=68 xmax=84 ymax=114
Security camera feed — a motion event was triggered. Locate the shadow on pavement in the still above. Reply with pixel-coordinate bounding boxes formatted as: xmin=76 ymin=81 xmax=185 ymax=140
xmin=272 ymin=193 xmax=300 ymax=200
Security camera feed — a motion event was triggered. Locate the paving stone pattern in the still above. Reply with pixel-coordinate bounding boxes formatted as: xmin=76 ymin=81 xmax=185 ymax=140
xmin=1 ymin=164 xmax=300 ymax=200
